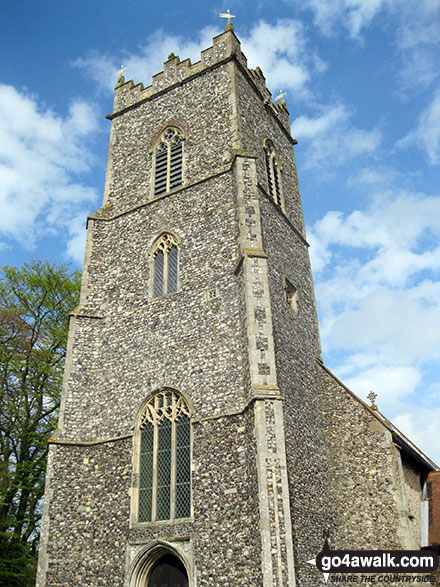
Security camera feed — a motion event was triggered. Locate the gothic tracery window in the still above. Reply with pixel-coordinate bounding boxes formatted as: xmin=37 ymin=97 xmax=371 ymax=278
xmin=264 ymin=140 xmax=282 ymax=207
xmin=154 ymin=128 xmax=184 ymax=196
xmin=138 ymin=390 xmax=191 ymax=523
xmin=152 ymin=233 xmax=179 ymax=298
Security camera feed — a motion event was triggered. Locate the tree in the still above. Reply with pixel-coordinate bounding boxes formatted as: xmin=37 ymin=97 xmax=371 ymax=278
xmin=0 ymin=260 xmax=81 ymax=586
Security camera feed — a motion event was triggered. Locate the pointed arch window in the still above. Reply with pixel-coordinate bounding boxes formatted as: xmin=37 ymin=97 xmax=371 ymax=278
xmin=138 ymin=390 xmax=191 ymax=523
xmin=154 ymin=128 xmax=184 ymax=196
xmin=264 ymin=140 xmax=282 ymax=207
xmin=152 ymin=233 xmax=179 ymax=298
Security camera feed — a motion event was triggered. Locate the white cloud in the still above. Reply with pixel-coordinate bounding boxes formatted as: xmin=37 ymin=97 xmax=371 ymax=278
xmin=309 ymin=189 xmax=440 ymax=459
xmin=0 ymin=84 xmax=99 ymax=260
xmin=73 ymin=26 xmax=220 ymax=94
xmin=300 ymin=0 xmax=439 ymax=43
xmin=72 ymin=51 xmax=119 ymax=94
xmin=310 ymin=191 xmax=440 ymax=278
xmin=324 ymin=283 xmax=440 ymax=363
xmin=66 ymin=214 xmax=87 ymax=266
xmin=392 ymin=0 xmax=440 ymax=52
xmin=240 ymin=20 xmax=315 ymax=95
xmin=347 ymin=166 xmax=398 ymax=189
xmin=124 ymin=27 xmax=220 ymax=89
xmin=393 ymin=409 xmax=440 ymax=465
xmin=343 ymin=364 xmax=421 ymax=408
xmin=398 ymin=91 xmax=440 ymax=164
xmin=292 ymin=104 xmax=382 ymax=169
xmin=299 ymin=0 xmax=386 ymax=38
xmin=293 ymin=105 xmax=346 ymax=138
xmin=299 ymin=0 xmax=440 ymax=89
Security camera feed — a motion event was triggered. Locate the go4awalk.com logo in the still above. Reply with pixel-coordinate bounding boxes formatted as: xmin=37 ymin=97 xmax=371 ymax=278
xmin=306 ymin=533 xmax=439 ymax=584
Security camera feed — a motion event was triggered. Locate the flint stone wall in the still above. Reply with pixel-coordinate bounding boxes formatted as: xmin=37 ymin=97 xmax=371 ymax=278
xmin=319 ymin=365 xmax=422 ymax=551
xmin=61 ymin=175 xmax=250 ymax=442
xmin=43 ymin=409 xmax=262 ymax=586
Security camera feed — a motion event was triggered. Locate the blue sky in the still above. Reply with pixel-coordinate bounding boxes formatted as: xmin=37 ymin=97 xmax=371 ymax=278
xmin=1 ymin=0 xmax=439 ymax=463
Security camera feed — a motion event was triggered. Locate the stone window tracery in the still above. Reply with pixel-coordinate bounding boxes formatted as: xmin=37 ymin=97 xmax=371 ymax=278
xmin=152 ymin=233 xmax=179 ymax=298
xmin=138 ymin=390 xmax=191 ymax=523
xmin=154 ymin=128 xmax=184 ymax=196
xmin=264 ymin=140 xmax=282 ymax=207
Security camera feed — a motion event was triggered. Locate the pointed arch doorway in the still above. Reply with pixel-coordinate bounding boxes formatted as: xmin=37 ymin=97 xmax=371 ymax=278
xmin=147 ymin=553 xmax=188 ymax=587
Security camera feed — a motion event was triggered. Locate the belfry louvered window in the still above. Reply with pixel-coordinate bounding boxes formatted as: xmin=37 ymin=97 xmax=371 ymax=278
xmin=154 ymin=128 xmax=184 ymax=196
xmin=264 ymin=140 xmax=282 ymax=207
xmin=138 ymin=390 xmax=191 ymax=523
xmin=152 ymin=233 xmax=179 ymax=298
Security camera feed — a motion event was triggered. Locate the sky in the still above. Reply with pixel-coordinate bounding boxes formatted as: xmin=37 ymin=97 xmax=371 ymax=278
xmin=1 ymin=0 xmax=439 ymax=464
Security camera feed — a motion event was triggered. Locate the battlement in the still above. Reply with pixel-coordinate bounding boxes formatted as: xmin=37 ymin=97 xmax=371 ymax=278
xmin=112 ymin=28 xmax=241 ymax=113
xmin=111 ymin=27 xmax=290 ymax=129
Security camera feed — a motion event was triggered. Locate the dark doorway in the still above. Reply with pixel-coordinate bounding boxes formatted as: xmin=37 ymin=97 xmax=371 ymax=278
xmin=148 ymin=553 xmax=189 ymax=587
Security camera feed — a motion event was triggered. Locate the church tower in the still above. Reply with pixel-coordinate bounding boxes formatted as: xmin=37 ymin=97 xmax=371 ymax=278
xmin=37 ymin=23 xmax=436 ymax=587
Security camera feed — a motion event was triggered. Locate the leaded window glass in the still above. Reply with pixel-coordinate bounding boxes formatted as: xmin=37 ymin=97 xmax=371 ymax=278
xmin=152 ymin=233 xmax=179 ymax=298
xmin=138 ymin=390 xmax=191 ymax=523
xmin=154 ymin=128 xmax=184 ymax=196
xmin=264 ymin=140 xmax=282 ymax=207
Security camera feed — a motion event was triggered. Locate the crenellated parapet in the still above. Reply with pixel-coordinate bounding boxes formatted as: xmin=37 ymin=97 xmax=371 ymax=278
xmin=249 ymin=66 xmax=271 ymax=101
xmin=112 ymin=28 xmax=243 ymax=114
xmin=110 ymin=26 xmax=290 ymax=132
xmin=272 ymin=99 xmax=290 ymax=130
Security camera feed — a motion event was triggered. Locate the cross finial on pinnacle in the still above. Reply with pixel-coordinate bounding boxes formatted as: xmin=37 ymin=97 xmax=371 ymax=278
xmin=367 ymin=391 xmax=378 ymax=410
xmin=219 ymin=9 xmax=236 ymax=31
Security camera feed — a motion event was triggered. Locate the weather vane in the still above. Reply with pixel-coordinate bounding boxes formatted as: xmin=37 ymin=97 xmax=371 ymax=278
xmin=219 ymin=9 xmax=236 ymax=24
xmin=275 ymin=90 xmax=287 ymax=102
xmin=116 ymin=65 xmax=126 ymax=79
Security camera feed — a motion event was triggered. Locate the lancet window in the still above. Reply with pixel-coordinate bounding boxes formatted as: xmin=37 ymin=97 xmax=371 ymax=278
xmin=154 ymin=128 xmax=184 ymax=196
xmin=138 ymin=390 xmax=191 ymax=523
xmin=264 ymin=140 xmax=282 ymax=207
xmin=152 ymin=233 xmax=179 ymax=298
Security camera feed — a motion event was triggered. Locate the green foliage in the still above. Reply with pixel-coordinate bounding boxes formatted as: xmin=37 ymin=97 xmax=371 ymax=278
xmin=0 ymin=259 xmax=81 ymax=584
xmin=0 ymin=532 xmax=36 ymax=587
